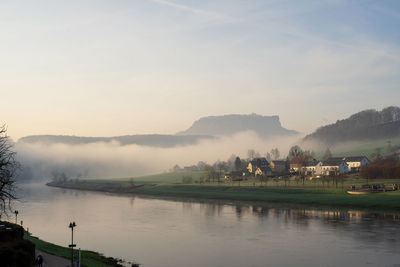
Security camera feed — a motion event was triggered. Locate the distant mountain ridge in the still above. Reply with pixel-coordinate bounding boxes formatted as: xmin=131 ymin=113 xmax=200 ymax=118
xmin=304 ymin=106 xmax=400 ymax=144
xmin=177 ymin=113 xmax=298 ymax=137
xmin=19 ymin=134 xmax=215 ymax=148
xmin=19 ymin=113 xmax=298 ymax=147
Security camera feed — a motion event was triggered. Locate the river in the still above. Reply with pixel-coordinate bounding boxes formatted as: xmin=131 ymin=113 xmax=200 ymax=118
xmin=11 ymin=183 xmax=400 ymax=267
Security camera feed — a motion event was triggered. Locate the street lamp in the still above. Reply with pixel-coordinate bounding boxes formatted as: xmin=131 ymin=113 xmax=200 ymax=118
xmin=14 ymin=210 xmax=18 ymax=224
xmin=68 ymin=221 xmax=77 ymax=267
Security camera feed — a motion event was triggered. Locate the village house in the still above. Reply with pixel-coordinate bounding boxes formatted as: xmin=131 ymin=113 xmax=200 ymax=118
xmin=247 ymin=158 xmax=272 ymax=177
xmin=315 ymin=158 xmax=349 ymax=176
xmin=269 ymin=160 xmax=288 ymax=175
xmin=301 ymin=161 xmax=318 ymax=176
xmin=322 ymin=156 xmax=369 ymax=173
xmin=342 ymin=156 xmax=369 ymax=172
xmin=254 ymin=166 xmax=273 ymax=177
xmin=290 ymin=156 xmax=317 ymax=173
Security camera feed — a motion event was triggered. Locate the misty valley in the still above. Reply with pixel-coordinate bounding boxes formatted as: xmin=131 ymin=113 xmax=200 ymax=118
xmin=1 ymin=107 xmax=399 ymax=266
xmin=1 ymin=2 xmax=400 ymax=265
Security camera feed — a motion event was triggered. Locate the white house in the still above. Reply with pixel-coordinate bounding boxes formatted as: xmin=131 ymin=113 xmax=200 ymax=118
xmin=343 ymin=156 xmax=369 ymax=172
xmin=302 ymin=161 xmax=318 ymax=176
xmin=326 ymin=156 xmax=369 ymax=172
xmin=315 ymin=158 xmax=349 ymax=176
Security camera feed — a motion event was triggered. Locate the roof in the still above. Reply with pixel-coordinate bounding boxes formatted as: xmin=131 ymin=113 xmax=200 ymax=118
xmin=322 ymin=158 xmax=347 ymax=166
xmin=328 ymin=156 xmax=368 ymax=163
xmin=290 ymin=155 xmax=314 ymax=164
xmin=250 ymin=157 xmax=269 ymax=167
xmin=271 ymin=160 xmax=286 ymax=165
xmin=344 ymin=156 xmax=369 ymax=162
xmin=304 ymin=161 xmax=318 ymax=167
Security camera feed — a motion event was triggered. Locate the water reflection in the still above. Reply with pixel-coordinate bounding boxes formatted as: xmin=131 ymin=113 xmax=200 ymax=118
xmin=13 ymin=184 xmax=400 ymax=267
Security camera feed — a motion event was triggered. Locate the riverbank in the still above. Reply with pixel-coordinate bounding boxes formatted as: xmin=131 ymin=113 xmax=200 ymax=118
xmin=47 ymin=180 xmax=400 ymax=212
xmin=24 ymin=232 xmax=127 ymax=267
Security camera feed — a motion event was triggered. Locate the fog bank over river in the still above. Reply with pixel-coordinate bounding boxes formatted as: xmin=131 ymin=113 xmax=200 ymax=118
xmin=13 ymin=183 xmax=400 ymax=267
xmin=15 ymin=132 xmax=301 ymax=181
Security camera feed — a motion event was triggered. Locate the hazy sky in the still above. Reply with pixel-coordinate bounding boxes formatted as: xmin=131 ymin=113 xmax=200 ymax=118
xmin=1 ymin=0 xmax=400 ymax=140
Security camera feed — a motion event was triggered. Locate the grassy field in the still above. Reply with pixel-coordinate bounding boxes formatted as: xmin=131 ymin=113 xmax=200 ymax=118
xmin=82 ymin=171 xmax=400 ymax=188
xmin=85 ymin=171 xmax=206 ymax=185
xmin=131 ymin=184 xmax=400 ymax=211
xmin=25 ymin=232 xmax=125 ymax=267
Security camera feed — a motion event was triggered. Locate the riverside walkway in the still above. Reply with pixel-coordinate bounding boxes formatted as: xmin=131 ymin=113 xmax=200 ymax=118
xmin=36 ymin=249 xmax=70 ymax=267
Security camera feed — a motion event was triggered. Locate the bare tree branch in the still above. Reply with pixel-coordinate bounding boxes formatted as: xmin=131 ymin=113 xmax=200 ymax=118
xmin=0 ymin=125 xmax=19 ymax=214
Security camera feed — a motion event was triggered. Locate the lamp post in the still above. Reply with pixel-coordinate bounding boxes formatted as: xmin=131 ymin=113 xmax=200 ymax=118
xmin=14 ymin=210 xmax=18 ymax=224
xmin=68 ymin=222 xmax=77 ymax=267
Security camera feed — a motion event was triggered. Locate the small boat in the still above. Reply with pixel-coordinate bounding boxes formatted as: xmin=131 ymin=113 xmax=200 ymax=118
xmin=346 ymin=190 xmax=371 ymax=195
xmin=346 ymin=184 xmax=395 ymax=195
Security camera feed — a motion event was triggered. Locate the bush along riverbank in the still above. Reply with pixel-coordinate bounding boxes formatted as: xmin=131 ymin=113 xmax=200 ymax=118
xmin=47 ymin=180 xmax=400 ymax=212
xmin=24 ymin=232 xmax=137 ymax=267
xmin=0 ymin=222 xmax=35 ymax=266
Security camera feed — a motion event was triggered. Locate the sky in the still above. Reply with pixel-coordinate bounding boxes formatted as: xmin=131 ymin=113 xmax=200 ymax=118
xmin=1 ymin=0 xmax=400 ymax=140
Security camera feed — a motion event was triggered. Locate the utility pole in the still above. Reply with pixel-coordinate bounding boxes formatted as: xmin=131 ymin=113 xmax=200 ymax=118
xmin=69 ymin=222 xmax=77 ymax=267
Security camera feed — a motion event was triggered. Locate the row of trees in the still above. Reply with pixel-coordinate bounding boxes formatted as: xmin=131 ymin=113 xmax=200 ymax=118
xmin=172 ymin=145 xmax=314 ymax=174
xmin=360 ymin=156 xmax=400 ymax=179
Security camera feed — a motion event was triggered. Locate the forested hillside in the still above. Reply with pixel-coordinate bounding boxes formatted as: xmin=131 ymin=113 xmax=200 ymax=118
xmin=304 ymin=106 xmax=400 ymax=144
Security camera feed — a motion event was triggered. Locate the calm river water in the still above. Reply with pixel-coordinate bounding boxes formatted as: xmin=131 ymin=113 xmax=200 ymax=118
xmin=11 ymin=183 xmax=400 ymax=267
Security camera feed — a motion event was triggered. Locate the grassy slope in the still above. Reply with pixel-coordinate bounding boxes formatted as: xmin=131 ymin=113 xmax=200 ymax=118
xmin=25 ymin=232 xmax=121 ymax=267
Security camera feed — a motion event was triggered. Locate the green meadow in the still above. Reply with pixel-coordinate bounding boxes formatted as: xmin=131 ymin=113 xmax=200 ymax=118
xmin=133 ymin=184 xmax=400 ymax=211
xmin=86 ymin=171 xmax=206 ymax=184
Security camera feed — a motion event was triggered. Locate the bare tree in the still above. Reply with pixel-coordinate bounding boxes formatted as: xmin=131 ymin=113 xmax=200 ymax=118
xmin=265 ymin=152 xmax=272 ymax=162
xmin=0 ymin=125 xmax=19 ymax=214
xmin=197 ymin=161 xmax=207 ymax=171
xmin=216 ymin=161 xmax=227 ymax=184
xmin=234 ymin=157 xmax=242 ymax=171
xmin=288 ymin=145 xmax=303 ymax=159
xmin=204 ymin=165 xmax=217 ymax=183
xmin=270 ymin=148 xmax=280 ymax=160
xmin=323 ymin=148 xmax=332 ymax=161
xmin=247 ymin=149 xmax=256 ymax=160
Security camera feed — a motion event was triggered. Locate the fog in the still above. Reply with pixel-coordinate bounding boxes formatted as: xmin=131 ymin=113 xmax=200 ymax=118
xmin=15 ymin=131 xmax=302 ymax=181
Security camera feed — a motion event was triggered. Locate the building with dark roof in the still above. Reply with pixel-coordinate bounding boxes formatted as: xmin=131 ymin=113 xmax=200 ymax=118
xmin=327 ymin=156 xmax=369 ymax=172
xmin=290 ymin=156 xmax=317 ymax=173
xmin=316 ymin=158 xmax=349 ymax=176
xmin=270 ymin=160 xmax=288 ymax=175
xmin=247 ymin=158 xmax=269 ymax=173
xmin=247 ymin=157 xmax=272 ymax=177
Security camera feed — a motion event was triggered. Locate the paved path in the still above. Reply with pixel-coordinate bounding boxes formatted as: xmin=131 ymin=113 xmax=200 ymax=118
xmin=35 ymin=249 xmax=71 ymax=267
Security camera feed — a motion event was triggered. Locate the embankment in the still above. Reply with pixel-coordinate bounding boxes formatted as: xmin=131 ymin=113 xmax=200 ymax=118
xmin=47 ymin=181 xmax=400 ymax=212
